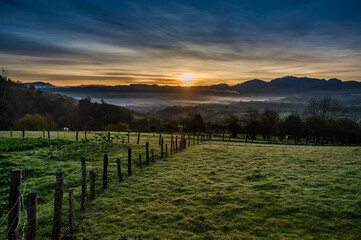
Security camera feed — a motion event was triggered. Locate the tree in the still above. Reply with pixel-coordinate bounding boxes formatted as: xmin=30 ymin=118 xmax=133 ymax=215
xmin=305 ymin=96 xmax=344 ymax=142
xmin=306 ymin=96 xmax=343 ymax=121
xmin=259 ymin=109 xmax=279 ymax=141
xmin=150 ymin=125 xmax=156 ymax=136
xmin=14 ymin=114 xmax=58 ymax=130
xmin=243 ymin=109 xmax=259 ymax=140
xmin=189 ymin=114 xmax=205 ymax=134
xmin=225 ymin=115 xmax=241 ymax=138
xmin=281 ymin=113 xmax=303 ymax=143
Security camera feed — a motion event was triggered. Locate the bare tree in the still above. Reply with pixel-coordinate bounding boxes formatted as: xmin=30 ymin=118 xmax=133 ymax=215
xmin=306 ymin=96 xmax=343 ymax=121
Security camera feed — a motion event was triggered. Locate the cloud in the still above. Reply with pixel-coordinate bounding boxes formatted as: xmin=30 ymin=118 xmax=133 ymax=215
xmin=1 ymin=0 xmax=361 ymax=85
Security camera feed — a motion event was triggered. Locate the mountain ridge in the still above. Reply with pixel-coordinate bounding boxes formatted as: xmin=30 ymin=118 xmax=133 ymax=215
xmin=25 ymin=76 xmax=360 ymax=89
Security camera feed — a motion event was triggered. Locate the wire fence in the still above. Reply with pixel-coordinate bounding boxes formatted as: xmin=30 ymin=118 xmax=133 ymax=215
xmin=0 ymin=132 xmax=211 ymax=239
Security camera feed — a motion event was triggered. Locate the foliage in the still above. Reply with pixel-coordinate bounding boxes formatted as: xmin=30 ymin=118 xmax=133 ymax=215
xmin=13 ymin=113 xmax=58 ymax=130
xmin=0 ymin=77 xmax=134 ymax=130
xmin=104 ymin=122 xmax=130 ymax=132
xmin=0 ymin=137 xmax=71 ymax=152
xmin=225 ymin=114 xmax=241 ymax=138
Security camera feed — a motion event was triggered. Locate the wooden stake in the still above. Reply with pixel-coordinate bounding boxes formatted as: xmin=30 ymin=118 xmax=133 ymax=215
xmin=146 ymin=142 xmax=150 ymax=165
xmin=68 ymin=188 xmax=75 ymax=235
xmin=7 ymin=169 xmax=21 ymax=240
xmin=116 ymin=158 xmax=122 ymax=181
xmin=128 ymin=148 xmax=132 ymax=176
xmin=161 ymin=138 xmax=164 ymax=159
xmin=81 ymin=157 xmax=87 ymax=210
xmin=90 ymin=171 xmax=96 ymax=200
xmin=52 ymin=170 xmax=64 ymax=240
xmin=103 ymin=154 xmax=108 ymax=189
xmin=151 ymin=149 xmax=155 ymax=162
xmin=27 ymin=190 xmax=37 ymax=240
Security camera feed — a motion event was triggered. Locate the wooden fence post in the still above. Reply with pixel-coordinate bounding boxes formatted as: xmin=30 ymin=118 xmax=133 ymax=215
xmin=151 ymin=149 xmax=155 ymax=162
xmin=76 ymin=130 xmax=78 ymax=141
xmin=146 ymin=142 xmax=150 ymax=165
xmin=47 ymin=130 xmax=50 ymax=139
xmin=161 ymin=138 xmax=164 ymax=159
xmin=42 ymin=129 xmax=45 ymax=138
xmin=116 ymin=158 xmax=122 ymax=181
xmin=176 ymin=136 xmax=178 ymax=152
xmin=7 ymin=169 xmax=21 ymax=240
xmin=84 ymin=128 xmax=87 ymax=140
xmin=10 ymin=128 xmax=12 ymax=137
xmin=81 ymin=157 xmax=86 ymax=210
xmin=22 ymin=128 xmax=25 ymax=138
xmin=139 ymin=154 xmax=142 ymax=168
xmin=68 ymin=188 xmax=75 ymax=235
xmin=26 ymin=190 xmax=37 ymax=240
xmin=171 ymin=134 xmax=173 ymax=154
xmin=165 ymin=144 xmax=168 ymax=158
xmin=52 ymin=170 xmax=64 ymax=240
xmin=137 ymin=132 xmax=140 ymax=144
xmin=90 ymin=171 xmax=96 ymax=200
xmin=103 ymin=154 xmax=108 ymax=189
xmin=170 ymin=140 xmax=173 ymax=155
xmin=127 ymin=131 xmax=130 ymax=143
xmin=128 ymin=148 xmax=132 ymax=176
xmin=159 ymin=133 xmax=161 ymax=145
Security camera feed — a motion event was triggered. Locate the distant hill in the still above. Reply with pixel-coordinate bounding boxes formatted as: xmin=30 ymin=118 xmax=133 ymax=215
xmin=22 ymin=76 xmax=361 ymax=114
xmin=24 ymin=82 xmax=56 ymax=88
xmin=28 ymin=76 xmax=361 ymax=93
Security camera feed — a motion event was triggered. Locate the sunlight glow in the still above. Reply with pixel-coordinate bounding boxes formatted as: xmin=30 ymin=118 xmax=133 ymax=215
xmin=180 ymin=74 xmax=194 ymax=81
xmin=182 ymin=83 xmax=192 ymax=87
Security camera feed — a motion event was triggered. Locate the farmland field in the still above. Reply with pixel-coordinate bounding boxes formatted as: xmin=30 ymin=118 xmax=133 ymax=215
xmin=0 ymin=133 xmax=361 ymax=239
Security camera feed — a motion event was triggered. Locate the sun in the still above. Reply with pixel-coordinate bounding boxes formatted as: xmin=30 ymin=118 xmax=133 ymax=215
xmin=180 ymin=74 xmax=194 ymax=81
xmin=179 ymin=74 xmax=194 ymax=87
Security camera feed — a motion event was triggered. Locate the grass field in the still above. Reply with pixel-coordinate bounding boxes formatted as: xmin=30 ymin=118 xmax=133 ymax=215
xmin=0 ymin=132 xmax=173 ymax=239
xmin=1 ymin=133 xmax=361 ymax=239
xmin=75 ymin=141 xmax=361 ymax=239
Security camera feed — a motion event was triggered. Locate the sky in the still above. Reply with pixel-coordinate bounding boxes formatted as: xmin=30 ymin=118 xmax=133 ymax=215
xmin=1 ymin=0 xmax=361 ymax=86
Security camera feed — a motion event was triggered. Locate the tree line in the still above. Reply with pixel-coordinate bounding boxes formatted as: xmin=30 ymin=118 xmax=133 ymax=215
xmin=206 ymin=96 xmax=361 ymax=145
xmin=1 ymin=74 xmax=360 ymax=144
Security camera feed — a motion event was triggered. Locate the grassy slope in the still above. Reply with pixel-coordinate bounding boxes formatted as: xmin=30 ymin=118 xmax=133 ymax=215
xmin=0 ymin=132 xmax=168 ymax=239
xmin=76 ymin=142 xmax=361 ymax=239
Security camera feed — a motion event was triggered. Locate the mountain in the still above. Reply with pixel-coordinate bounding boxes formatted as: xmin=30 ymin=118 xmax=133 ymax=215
xmin=22 ymin=76 xmax=361 ymax=109
xmin=24 ymin=82 xmax=56 ymax=88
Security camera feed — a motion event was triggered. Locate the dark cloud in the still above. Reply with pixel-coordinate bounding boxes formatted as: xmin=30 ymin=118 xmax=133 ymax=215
xmin=1 ymin=0 xmax=361 ymax=84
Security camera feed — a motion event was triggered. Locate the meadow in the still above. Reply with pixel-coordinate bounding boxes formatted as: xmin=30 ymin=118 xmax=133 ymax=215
xmin=0 ymin=132 xmax=360 ymax=239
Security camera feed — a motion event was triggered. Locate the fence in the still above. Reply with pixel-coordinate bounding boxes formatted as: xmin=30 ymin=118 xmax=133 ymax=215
xmin=0 ymin=132 xmax=211 ymax=239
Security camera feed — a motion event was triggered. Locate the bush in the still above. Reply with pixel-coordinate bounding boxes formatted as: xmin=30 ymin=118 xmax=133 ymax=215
xmin=14 ymin=113 xmax=58 ymax=130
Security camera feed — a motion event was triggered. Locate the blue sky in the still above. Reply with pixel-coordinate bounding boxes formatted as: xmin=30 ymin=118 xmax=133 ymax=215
xmin=1 ymin=0 xmax=360 ymax=86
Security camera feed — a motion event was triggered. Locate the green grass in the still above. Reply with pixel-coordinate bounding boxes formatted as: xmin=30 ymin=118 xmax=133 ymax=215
xmin=1 ymin=133 xmax=360 ymax=239
xmin=0 ymin=132 xmax=173 ymax=239
xmin=75 ymin=142 xmax=361 ymax=239
xmin=0 ymin=137 xmax=71 ymax=152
